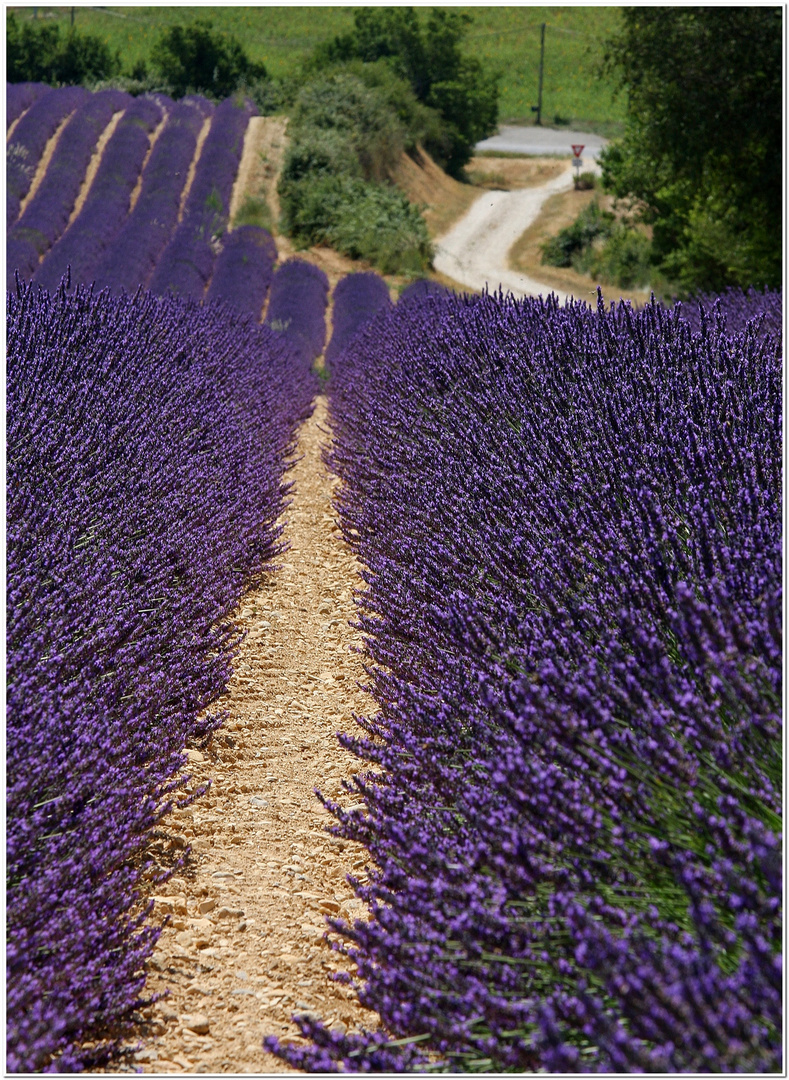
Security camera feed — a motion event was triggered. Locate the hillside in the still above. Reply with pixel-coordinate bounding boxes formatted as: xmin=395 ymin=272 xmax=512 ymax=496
xmin=8 ymin=5 xmax=626 ymax=131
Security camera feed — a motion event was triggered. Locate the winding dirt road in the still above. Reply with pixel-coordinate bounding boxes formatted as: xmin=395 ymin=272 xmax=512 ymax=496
xmin=433 ymin=163 xmax=576 ymax=300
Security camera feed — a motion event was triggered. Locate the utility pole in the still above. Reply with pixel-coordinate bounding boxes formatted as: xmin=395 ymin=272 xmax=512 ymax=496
xmin=71 ymin=7 xmax=75 ymax=26
xmin=533 ymin=22 xmax=546 ymax=125
xmin=533 ymin=23 xmax=546 ymax=126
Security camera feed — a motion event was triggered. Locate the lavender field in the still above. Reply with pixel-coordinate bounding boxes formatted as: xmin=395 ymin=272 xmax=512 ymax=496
xmin=6 ymin=77 xmax=783 ymax=1073
xmin=268 ymin=287 xmax=783 ymax=1072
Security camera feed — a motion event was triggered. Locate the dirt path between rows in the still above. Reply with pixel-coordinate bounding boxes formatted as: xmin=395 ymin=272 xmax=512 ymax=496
xmin=132 ymin=397 xmax=378 ymax=1073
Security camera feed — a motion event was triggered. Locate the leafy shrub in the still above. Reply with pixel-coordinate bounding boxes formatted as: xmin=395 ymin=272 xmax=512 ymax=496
xmin=290 ymin=72 xmax=405 ymax=182
xmin=7 ymin=12 xmax=121 ymax=86
xmin=542 ymin=199 xmax=655 ymax=290
xmin=151 ymin=18 xmax=267 ymax=100
xmin=284 ymin=174 xmax=432 ymax=276
xmin=580 ymin=225 xmax=653 ymax=289
xmin=279 ymin=71 xmax=432 ymax=275
xmin=540 ymin=200 xmax=614 ymax=267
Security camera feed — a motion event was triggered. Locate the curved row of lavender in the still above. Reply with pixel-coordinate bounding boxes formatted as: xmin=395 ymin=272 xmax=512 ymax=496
xmin=7 ymin=279 xmax=318 ymax=1071
xmin=33 ymin=95 xmax=163 ymax=293
xmin=7 ymin=89 xmax=130 ymax=283
xmin=205 ymin=224 xmax=277 ymax=319
xmin=324 ymin=272 xmax=392 ymax=365
xmin=268 ymin=289 xmax=782 ymax=1072
xmin=90 ymin=96 xmax=212 ymax=296
xmin=148 ymin=95 xmax=254 ymax=302
xmin=7 ymin=81 xmax=51 ymax=129
xmin=7 ymin=84 xmax=87 ymax=228
xmin=264 ymin=258 xmax=329 ymax=360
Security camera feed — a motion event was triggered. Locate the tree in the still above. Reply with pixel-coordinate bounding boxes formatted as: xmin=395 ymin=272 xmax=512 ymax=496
xmin=313 ymin=7 xmax=499 ymax=175
xmin=600 ymin=7 xmax=782 ymax=293
xmin=151 ymin=19 xmax=267 ymax=100
xmin=7 ymin=12 xmax=120 ymax=85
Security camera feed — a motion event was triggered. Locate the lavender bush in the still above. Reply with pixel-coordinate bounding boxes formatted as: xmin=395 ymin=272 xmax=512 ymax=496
xmin=7 ymin=85 xmax=87 ymax=228
xmin=148 ymin=95 xmax=254 ymax=302
xmin=34 ymin=95 xmax=163 ymax=293
xmin=397 ymin=278 xmax=451 ymax=305
xmin=7 ymin=277 xmax=317 ymax=1072
xmin=7 ymin=81 xmax=51 ymax=128
xmin=7 ymin=89 xmax=130 ymax=284
xmin=324 ymin=272 xmax=391 ymax=366
xmin=205 ymin=225 xmax=277 ymax=319
xmin=267 ymin=290 xmax=782 ymax=1072
xmin=677 ymin=287 xmax=783 ymax=338
xmin=265 ymin=259 xmax=329 ymax=361
xmin=91 ymin=97 xmax=211 ymax=295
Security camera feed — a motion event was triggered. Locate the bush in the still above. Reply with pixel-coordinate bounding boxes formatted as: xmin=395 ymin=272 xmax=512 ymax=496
xmin=542 ymin=199 xmax=656 ymax=291
xmin=541 ymin=200 xmax=614 ymax=267
xmin=151 ymin=18 xmax=267 ymax=100
xmin=312 ymin=7 xmax=499 ymax=176
xmin=290 ymin=72 xmax=405 ymax=181
xmin=284 ymin=174 xmax=432 ymax=276
xmin=7 ymin=12 xmax=120 ymax=86
xmin=279 ymin=70 xmax=433 ymax=275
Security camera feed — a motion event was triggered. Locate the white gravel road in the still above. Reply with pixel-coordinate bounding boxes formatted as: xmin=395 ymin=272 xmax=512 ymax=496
xmin=433 ymin=164 xmax=576 ymax=301
xmin=434 ymin=125 xmax=607 ymax=301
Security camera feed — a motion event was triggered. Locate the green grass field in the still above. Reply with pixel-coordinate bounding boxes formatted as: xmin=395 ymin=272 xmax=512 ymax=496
xmin=9 ymin=6 xmax=625 ymax=133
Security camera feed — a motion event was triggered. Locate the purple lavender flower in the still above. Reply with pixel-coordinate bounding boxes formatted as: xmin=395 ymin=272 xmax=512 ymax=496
xmin=324 ymin=271 xmax=391 ymax=366
xmin=267 ymin=287 xmax=782 ymax=1072
xmin=7 ymin=89 xmax=130 ymax=283
xmin=7 ymin=82 xmax=51 ymax=129
xmin=265 ymin=258 xmax=329 ymax=361
xmin=7 ymin=276 xmax=317 ymax=1071
xmin=148 ymin=95 xmax=253 ymax=302
xmin=33 ymin=95 xmax=163 ymax=292
xmin=90 ymin=97 xmax=211 ymax=295
xmin=205 ymin=225 xmax=277 ymax=319
xmin=7 ymin=85 xmax=88 ymax=228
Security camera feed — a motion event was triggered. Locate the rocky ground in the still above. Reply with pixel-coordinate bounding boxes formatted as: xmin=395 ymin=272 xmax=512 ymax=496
xmin=127 ymin=398 xmax=380 ymax=1073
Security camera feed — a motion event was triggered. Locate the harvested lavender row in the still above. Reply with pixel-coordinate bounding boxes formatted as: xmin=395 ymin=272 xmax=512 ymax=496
xmin=264 ymin=258 xmax=329 ymax=361
xmin=677 ymin=286 xmax=783 ymax=338
xmin=204 ymin=225 xmax=277 ymax=319
xmin=7 ymin=279 xmax=318 ymax=1072
xmin=7 ymin=89 xmax=130 ymax=284
xmin=7 ymin=84 xmax=88 ymax=228
xmin=148 ymin=95 xmax=254 ymax=301
xmin=91 ymin=97 xmax=211 ymax=295
xmin=7 ymin=81 xmax=51 ymax=128
xmin=324 ymin=271 xmax=391 ymax=366
xmin=34 ymin=95 xmax=163 ymax=293
xmin=268 ymin=290 xmax=782 ymax=1073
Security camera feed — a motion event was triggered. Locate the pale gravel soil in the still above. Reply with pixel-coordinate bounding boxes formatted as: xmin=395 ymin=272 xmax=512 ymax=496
xmin=16 ymin=109 xmax=75 ymax=220
xmin=128 ymin=107 xmax=169 ymax=215
xmin=66 ymin=109 xmax=124 ymax=229
xmin=127 ymin=398 xmax=380 ymax=1073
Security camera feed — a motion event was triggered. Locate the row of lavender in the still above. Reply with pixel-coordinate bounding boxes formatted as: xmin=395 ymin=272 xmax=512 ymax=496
xmin=268 ymin=286 xmax=782 ymax=1072
xmin=7 ymin=84 xmax=277 ymax=318
xmin=7 ymin=280 xmax=319 ymax=1071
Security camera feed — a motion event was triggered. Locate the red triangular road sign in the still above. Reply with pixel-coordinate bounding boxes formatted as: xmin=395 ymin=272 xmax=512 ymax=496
xmin=571 ymin=144 xmax=584 ymax=157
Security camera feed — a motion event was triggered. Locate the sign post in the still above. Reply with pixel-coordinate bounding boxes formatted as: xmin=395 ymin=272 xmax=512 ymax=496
xmin=571 ymin=144 xmax=584 ymax=184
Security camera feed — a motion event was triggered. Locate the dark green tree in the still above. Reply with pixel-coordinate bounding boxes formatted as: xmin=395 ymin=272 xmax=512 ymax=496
xmin=314 ymin=7 xmax=499 ymax=175
xmin=600 ymin=7 xmax=782 ymax=292
xmin=7 ymin=12 xmax=120 ymax=85
xmin=151 ymin=19 xmax=267 ymax=100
